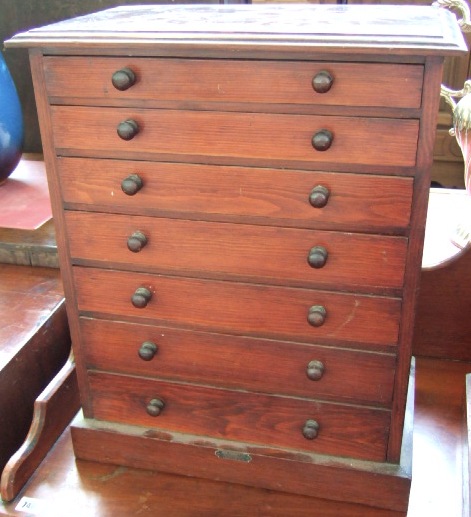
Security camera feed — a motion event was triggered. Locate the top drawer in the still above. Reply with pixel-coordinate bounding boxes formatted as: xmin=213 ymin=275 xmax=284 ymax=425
xmin=43 ymin=57 xmax=424 ymax=110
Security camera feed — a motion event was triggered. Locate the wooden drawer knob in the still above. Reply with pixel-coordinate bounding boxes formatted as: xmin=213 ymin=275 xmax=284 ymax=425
xmin=131 ymin=287 xmax=152 ymax=308
xmin=111 ymin=67 xmax=136 ymax=91
xmin=312 ymin=70 xmax=334 ymax=94
xmin=308 ymin=246 xmax=328 ymax=268
xmin=117 ymin=119 xmax=139 ymax=141
xmin=121 ymin=174 xmax=143 ymax=196
xmin=308 ymin=305 xmax=327 ymax=327
xmin=306 ymin=360 xmax=325 ymax=381
xmin=302 ymin=419 xmax=320 ymax=440
xmin=146 ymin=398 xmax=165 ymax=417
xmin=309 ymin=185 xmax=330 ymax=208
xmin=138 ymin=341 xmax=158 ymax=361
xmin=127 ymin=231 xmax=148 ymax=253
xmin=312 ymin=129 xmax=333 ymax=151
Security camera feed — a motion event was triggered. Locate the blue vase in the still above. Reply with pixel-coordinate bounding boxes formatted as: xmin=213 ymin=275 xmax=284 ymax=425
xmin=0 ymin=52 xmax=23 ymax=184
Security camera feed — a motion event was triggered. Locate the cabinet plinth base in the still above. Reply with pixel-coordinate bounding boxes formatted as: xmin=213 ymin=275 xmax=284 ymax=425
xmin=71 ymin=364 xmax=414 ymax=514
xmin=70 ymin=417 xmax=410 ymax=513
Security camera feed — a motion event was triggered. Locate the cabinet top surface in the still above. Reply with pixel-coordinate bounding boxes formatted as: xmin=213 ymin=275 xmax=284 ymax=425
xmin=5 ymin=4 xmax=467 ymax=56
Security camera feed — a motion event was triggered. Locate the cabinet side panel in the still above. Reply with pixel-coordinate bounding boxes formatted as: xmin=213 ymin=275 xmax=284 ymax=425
xmin=387 ymin=56 xmax=445 ymax=462
xmin=28 ymin=49 xmax=91 ymax=415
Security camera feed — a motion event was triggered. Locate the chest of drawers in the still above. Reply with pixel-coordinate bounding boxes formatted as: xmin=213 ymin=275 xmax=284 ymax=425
xmin=7 ymin=4 xmax=466 ymax=513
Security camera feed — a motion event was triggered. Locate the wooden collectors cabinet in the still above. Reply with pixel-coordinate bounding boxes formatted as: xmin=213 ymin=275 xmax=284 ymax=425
xmin=6 ymin=5 xmax=466 ymax=513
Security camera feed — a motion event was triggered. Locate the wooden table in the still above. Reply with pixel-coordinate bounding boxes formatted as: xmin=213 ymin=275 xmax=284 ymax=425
xmin=0 ymin=155 xmax=56 ymax=268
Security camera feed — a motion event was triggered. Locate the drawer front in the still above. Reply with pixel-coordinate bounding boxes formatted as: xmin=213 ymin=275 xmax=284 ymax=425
xmin=81 ymin=317 xmax=396 ymax=406
xmin=58 ymin=157 xmax=414 ymax=234
xmin=51 ymin=106 xmax=419 ymax=169
xmin=44 ymin=56 xmax=423 ymax=110
xmin=66 ymin=211 xmax=407 ymax=294
xmin=73 ymin=267 xmax=401 ymax=349
xmin=88 ymin=371 xmax=390 ymax=462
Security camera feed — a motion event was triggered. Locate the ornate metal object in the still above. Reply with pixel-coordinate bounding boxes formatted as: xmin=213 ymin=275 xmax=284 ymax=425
xmin=436 ymin=0 xmax=471 ymax=131
xmin=436 ymin=0 xmax=471 ymax=250
xmin=434 ymin=0 xmax=471 ymax=32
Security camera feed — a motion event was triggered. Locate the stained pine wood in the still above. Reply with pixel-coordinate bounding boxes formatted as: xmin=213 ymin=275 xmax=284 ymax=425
xmin=51 ymin=106 xmax=420 ymax=171
xmin=387 ymin=55 xmax=446 ymax=462
xmin=5 ymin=5 xmax=466 ymax=57
xmin=73 ymin=266 xmax=401 ymax=350
xmin=0 ymin=422 xmax=407 ymax=516
xmin=88 ymin=371 xmax=390 ymax=462
xmin=70 ymin=409 xmax=410 ymax=513
xmin=43 ymin=56 xmax=424 ymax=109
xmin=71 ymin=422 xmax=411 ymax=513
xmin=65 ymin=211 xmax=408 ymax=294
xmin=57 ymin=157 xmax=415 ymax=233
xmin=0 ymin=423 xmax=407 ymax=516
xmin=5 ymin=4 xmax=466 ymax=513
xmin=69 ymin=357 xmax=412 ymax=512
xmin=81 ymin=317 xmax=396 ymax=407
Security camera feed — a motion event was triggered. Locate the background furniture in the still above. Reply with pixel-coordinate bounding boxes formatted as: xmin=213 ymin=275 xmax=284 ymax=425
xmin=0 ymin=265 xmax=69 ymax=479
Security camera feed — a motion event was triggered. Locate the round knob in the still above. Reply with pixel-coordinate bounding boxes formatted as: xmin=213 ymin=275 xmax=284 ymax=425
xmin=309 ymin=185 xmax=330 ymax=209
xmin=131 ymin=287 xmax=152 ymax=308
xmin=312 ymin=71 xmax=334 ymax=94
xmin=302 ymin=419 xmax=320 ymax=440
xmin=138 ymin=341 xmax=158 ymax=361
xmin=306 ymin=360 xmax=325 ymax=381
xmin=308 ymin=246 xmax=328 ymax=269
xmin=111 ymin=67 xmax=136 ymax=91
xmin=117 ymin=119 xmax=139 ymax=141
xmin=127 ymin=231 xmax=148 ymax=253
xmin=308 ymin=305 xmax=327 ymax=327
xmin=312 ymin=130 xmax=333 ymax=152
xmin=146 ymin=398 xmax=165 ymax=417
xmin=121 ymin=174 xmax=143 ymax=196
